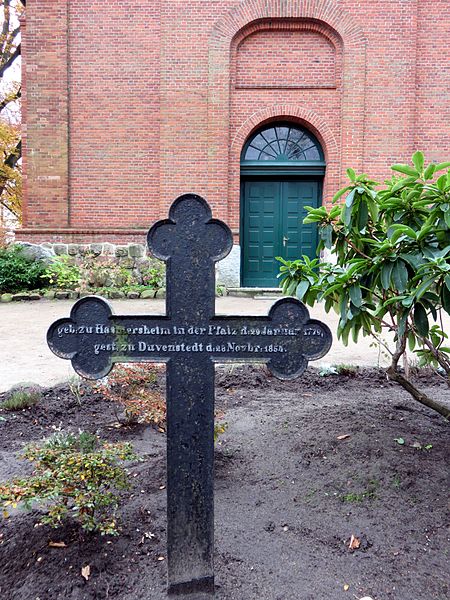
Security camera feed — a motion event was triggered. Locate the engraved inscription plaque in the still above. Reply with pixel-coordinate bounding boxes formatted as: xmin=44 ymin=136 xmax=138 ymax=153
xmin=47 ymin=194 xmax=332 ymax=597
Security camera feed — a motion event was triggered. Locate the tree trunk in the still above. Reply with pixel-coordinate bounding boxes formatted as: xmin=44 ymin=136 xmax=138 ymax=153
xmin=386 ymin=366 xmax=450 ymax=419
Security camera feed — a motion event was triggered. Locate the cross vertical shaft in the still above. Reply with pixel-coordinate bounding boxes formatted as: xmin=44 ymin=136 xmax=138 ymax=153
xmin=166 ymin=357 xmax=215 ymax=595
xmin=147 ymin=195 xmax=233 ymax=595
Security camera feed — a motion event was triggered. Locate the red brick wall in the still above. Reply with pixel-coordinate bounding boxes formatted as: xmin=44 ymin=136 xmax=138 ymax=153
xmin=21 ymin=0 xmax=69 ymax=229
xmin=236 ymin=29 xmax=336 ymax=89
xmin=415 ymin=0 xmax=450 ymax=163
xmin=19 ymin=0 xmax=450 ymax=244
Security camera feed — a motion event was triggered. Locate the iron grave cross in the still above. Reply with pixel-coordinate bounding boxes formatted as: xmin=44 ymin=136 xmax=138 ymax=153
xmin=47 ymin=194 xmax=332 ymax=597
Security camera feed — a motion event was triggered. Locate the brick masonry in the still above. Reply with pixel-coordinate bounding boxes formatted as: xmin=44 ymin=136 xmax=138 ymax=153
xmin=18 ymin=0 xmax=450 ymax=278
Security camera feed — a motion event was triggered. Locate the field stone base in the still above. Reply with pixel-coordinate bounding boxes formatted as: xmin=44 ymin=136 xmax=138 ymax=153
xmin=12 ymin=293 xmax=40 ymax=301
xmin=216 ymin=244 xmax=240 ymax=288
xmin=108 ymin=290 xmax=125 ymax=299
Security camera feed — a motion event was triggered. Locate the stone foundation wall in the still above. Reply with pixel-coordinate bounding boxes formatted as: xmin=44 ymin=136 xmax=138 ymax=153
xmin=18 ymin=242 xmax=243 ymax=288
xmin=40 ymin=241 xmax=147 ymax=260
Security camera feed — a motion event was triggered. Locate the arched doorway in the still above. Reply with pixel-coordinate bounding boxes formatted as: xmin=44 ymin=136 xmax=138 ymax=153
xmin=240 ymin=123 xmax=325 ymax=287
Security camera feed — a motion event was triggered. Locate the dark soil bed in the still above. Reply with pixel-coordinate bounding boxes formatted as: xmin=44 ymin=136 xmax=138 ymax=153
xmin=0 ymin=367 xmax=449 ymax=600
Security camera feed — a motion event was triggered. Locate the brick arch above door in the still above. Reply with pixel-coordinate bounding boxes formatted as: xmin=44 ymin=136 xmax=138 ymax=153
xmin=207 ymin=0 xmax=367 ymax=218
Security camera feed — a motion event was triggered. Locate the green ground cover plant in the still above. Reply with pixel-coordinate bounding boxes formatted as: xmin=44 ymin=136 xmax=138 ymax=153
xmin=0 ymin=245 xmax=166 ymax=296
xmin=41 ymin=255 xmax=81 ymax=290
xmin=0 ymin=388 xmax=40 ymax=411
xmin=0 ymin=431 xmax=137 ymax=535
xmin=278 ymin=152 xmax=450 ymax=418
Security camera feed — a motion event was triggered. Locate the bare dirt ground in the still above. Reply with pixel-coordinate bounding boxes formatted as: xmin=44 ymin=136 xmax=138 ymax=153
xmin=0 ymin=366 xmax=449 ymax=600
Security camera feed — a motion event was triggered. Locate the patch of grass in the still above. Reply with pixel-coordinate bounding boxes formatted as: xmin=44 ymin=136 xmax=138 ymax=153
xmin=1 ymin=390 xmax=40 ymax=411
xmin=340 ymin=479 xmax=379 ymax=503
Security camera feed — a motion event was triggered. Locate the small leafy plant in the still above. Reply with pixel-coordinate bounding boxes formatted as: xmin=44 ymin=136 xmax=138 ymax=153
xmin=278 ymin=153 xmax=450 ymax=418
xmin=41 ymin=255 xmax=80 ymax=290
xmin=0 ymin=431 xmax=137 ymax=535
xmin=95 ymin=364 xmax=228 ymax=440
xmin=141 ymin=259 xmax=165 ymax=290
xmin=78 ymin=254 xmax=119 ymax=290
xmin=95 ymin=364 xmax=166 ymax=426
xmin=0 ymin=245 xmax=47 ymax=293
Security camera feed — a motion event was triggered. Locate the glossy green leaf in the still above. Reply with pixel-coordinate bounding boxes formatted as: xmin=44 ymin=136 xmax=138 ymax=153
xmin=444 ymin=211 xmax=450 ymax=228
xmin=332 ymin=186 xmax=351 ymax=203
xmin=342 ymin=204 xmax=353 ymax=228
xmin=412 ymin=151 xmax=424 ymax=173
xmin=296 ymin=280 xmax=309 ymax=301
xmin=414 ymin=276 xmax=437 ymax=300
xmin=349 ymin=284 xmax=362 ymax=307
xmin=346 ymin=168 xmax=356 ymax=182
xmin=436 ymin=174 xmax=447 ymax=191
xmin=392 ymin=260 xmax=409 ymax=293
xmin=423 ymin=163 xmax=436 ymax=180
xmin=414 ymin=303 xmax=429 ymax=337
xmin=441 ymin=285 xmax=450 ymax=316
xmin=408 ymin=331 xmax=416 ymax=351
xmin=357 ymin=201 xmax=369 ymax=231
xmin=345 ymin=188 xmax=357 ymax=208
xmin=388 ymin=224 xmax=417 ymax=243
xmin=367 ymin=197 xmax=379 ymax=222
xmin=381 ymin=262 xmax=394 ymax=290
xmin=434 ymin=161 xmax=450 ymax=171
xmin=391 ymin=164 xmax=419 ymax=177
xmin=320 ymin=224 xmax=333 ymax=249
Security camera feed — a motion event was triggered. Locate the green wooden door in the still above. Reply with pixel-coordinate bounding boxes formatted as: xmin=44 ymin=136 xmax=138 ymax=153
xmin=242 ymin=179 xmax=320 ymax=287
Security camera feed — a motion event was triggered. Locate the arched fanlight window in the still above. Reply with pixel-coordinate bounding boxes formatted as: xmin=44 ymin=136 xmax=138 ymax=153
xmin=242 ymin=124 xmax=324 ymax=162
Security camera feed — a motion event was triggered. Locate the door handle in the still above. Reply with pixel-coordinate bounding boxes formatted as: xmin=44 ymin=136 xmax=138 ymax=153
xmin=283 ymin=235 xmax=289 ymax=247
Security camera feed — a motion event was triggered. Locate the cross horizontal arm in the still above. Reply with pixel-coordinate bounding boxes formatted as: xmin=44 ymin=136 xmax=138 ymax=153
xmin=47 ymin=296 xmax=332 ymax=380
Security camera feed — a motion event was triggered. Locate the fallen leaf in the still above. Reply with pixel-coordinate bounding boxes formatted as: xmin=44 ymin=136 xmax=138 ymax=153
xmin=343 ymin=583 xmax=350 ymax=591
xmin=348 ymin=534 xmax=361 ymax=550
xmin=49 ymin=541 xmax=67 ymax=548
xmin=395 ymin=437 xmax=405 ymax=445
xmin=337 ymin=434 xmax=351 ymax=440
xmin=157 ymin=556 xmax=165 ymax=561
xmin=81 ymin=565 xmax=91 ymax=581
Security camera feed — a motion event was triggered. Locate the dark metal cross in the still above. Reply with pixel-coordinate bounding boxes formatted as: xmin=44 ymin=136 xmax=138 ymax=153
xmin=47 ymin=194 xmax=332 ymax=597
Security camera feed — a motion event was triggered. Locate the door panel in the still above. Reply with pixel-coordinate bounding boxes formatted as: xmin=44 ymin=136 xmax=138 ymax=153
xmin=242 ymin=181 xmax=281 ymax=286
xmin=281 ymin=181 xmax=319 ymax=263
xmin=242 ymin=179 xmax=320 ymax=287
